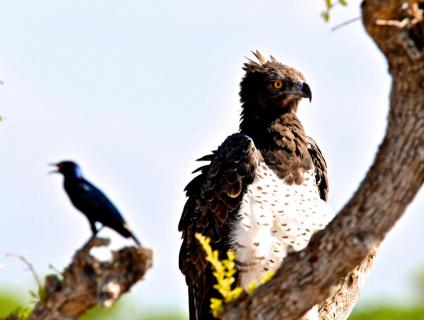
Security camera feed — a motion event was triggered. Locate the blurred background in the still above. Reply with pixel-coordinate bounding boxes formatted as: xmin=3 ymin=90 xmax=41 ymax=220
xmin=0 ymin=0 xmax=423 ymax=319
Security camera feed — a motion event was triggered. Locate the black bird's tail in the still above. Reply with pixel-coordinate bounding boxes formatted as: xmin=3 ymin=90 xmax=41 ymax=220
xmin=117 ymin=223 xmax=141 ymax=246
xmin=130 ymin=233 xmax=141 ymax=246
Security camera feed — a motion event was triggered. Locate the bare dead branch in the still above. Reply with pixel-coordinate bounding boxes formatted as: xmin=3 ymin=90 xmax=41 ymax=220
xmin=331 ymin=16 xmax=361 ymax=32
xmin=7 ymin=252 xmax=43 ymax=289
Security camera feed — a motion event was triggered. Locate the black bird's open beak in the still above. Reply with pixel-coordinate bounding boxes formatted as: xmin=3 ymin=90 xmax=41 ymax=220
xmin=48 ymin=163 xmax=59 ymax=174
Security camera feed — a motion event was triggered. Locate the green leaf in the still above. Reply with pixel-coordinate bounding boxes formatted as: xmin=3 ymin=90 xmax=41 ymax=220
xmin=325 ymin=0 xmax=332 ymax=9
xmin=339 ymin=0 xmax=348 ymax=6
xmin=322 ymin=11 xmax=330 ymax=22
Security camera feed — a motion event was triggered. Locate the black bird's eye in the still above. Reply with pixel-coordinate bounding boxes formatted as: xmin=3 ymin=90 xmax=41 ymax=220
xmin=273 ymin=79 xmax=283 ymax=89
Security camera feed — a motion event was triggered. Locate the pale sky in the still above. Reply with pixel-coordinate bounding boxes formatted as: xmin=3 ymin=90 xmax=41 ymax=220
xmin=0 ymin=0 xmax=423 ymax=314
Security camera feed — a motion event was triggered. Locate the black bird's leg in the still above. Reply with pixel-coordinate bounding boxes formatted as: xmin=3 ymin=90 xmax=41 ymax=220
xmin=89 ymin=220 xmax=98 ymax=237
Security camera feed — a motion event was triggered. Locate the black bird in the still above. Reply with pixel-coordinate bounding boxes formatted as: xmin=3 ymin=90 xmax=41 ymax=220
xmin=51 ymin=160 xmax=140 ymax=245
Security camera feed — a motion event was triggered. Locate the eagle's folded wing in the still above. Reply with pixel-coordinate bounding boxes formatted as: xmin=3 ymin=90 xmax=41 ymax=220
xmin=178 ymin=133 xmax=258 ymax=320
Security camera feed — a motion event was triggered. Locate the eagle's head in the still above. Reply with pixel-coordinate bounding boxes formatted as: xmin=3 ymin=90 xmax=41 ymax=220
xmin=240 ymin=50 xmax=311 ymax=115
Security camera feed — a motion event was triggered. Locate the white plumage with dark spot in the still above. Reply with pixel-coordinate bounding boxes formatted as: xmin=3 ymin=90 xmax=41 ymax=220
xmin=231 ymin=161 xmax=333 ymax=289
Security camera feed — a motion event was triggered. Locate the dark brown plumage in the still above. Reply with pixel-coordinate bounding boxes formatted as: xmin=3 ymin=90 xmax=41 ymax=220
xmin=179 ymin=51 xmax=329 ymax=320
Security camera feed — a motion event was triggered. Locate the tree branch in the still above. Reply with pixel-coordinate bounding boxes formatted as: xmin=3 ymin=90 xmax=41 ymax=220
xmin=318 ymin=249 xmax=377 ymax=319
xmin=27 ymin=237 xmax=153 ymax=320
xmin=223 ymin=1 xmax=424 ymax=319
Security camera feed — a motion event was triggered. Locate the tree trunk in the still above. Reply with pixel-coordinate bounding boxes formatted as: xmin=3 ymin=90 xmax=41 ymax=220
xmin=222 ymin=0 xmax=424 ymax=319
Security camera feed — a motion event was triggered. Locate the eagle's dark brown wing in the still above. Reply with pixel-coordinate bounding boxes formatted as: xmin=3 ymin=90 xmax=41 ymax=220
xmin=178 ymin=133 xmax=258 ymax=320
xmin=306 ymin=136 xmax=329 ymax=201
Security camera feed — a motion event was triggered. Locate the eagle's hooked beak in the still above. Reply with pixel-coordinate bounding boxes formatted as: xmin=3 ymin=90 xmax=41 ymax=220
xmin=300 ymin=82 xmax=312 ymax=102
xmin=286 ymin=81 xmax=312 ymax=102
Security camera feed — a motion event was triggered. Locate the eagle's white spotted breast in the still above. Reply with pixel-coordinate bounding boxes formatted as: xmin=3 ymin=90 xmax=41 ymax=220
xmin=230 ymin=160 xmax=334 ymax=289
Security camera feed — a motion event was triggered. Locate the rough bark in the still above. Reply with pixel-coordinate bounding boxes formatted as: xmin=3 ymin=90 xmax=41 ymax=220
xmin=223 ymin=1 xmax=424 ymax=319
xmin=27 ymin=238 xmax=153 ymax=320
xmin=317 ymin=249 xmax=376 ymax=319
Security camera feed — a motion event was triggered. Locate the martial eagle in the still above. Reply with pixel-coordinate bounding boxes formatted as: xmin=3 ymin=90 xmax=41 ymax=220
xmin=179 ymin=51 xmax=333 ymax=320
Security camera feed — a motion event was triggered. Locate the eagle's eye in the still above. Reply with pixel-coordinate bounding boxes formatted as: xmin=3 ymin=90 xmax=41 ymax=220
xmin=273 ymin=79 xmax=283 ymax=89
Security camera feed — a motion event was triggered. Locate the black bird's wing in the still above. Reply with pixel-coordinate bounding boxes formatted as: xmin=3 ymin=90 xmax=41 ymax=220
xmin=67 ymin=180 xmax=140 ymax=244
xmin=178 ymin=133 xmax=258 ymax=320
xmin=306 ymin=136 xmax=329 ymax=201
